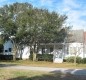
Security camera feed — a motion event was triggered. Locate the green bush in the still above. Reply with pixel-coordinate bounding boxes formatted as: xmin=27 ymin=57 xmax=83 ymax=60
xmin=37 ymin=54 xmax=53 ymax=61
xmin=36 ymin=54 xmax=44 ymax=61
xmin=82 ymin=58 xmax=86 ymax=64
xmin=66 ymin=56 xmax=82 ymax=63
xmin=76 ymin=57 xmax=82 ymax=64
xmin=43 ymin=54 xmax=53 ymax=61
xmin=29 ymin=53 xmax=53 ymax=61
xmin=66 ymin=56 xmax=74 ymax=63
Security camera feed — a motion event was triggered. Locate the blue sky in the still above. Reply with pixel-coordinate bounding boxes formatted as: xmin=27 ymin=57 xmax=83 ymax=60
xmin=0 ymin=0 xmax=86 ymax=30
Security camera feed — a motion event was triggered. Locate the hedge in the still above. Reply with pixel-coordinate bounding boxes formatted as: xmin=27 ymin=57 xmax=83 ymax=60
xmin=37 ymin=54 xmax=53 ymax=61
xmin=66 ymin=56 xmax=82 ymax=64
xmin=29 ymin=53 xmax=53 ymax=61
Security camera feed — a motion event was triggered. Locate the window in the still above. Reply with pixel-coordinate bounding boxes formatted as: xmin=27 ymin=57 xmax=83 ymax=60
xmin=50 ymin=47 xmax=53 ymax=52
xmin=9 ymin=48 xmax=12 ymax=52
xmin=42 ymin=48 xmax=45 ymax=54
xmin=5 ymin=50 xmax=8 ymax=52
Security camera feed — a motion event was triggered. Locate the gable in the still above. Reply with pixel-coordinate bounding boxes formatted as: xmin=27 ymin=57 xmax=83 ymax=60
xmin=68 ymin=30 xmax=84 ymax=43
xmin=3 ymin=40 xmax=13 ymax=49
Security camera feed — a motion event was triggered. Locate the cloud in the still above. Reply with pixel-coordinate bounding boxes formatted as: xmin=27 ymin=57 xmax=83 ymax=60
xmin=0 ymin=0 xmax=86 ymax=30
xmin=39 ymin=0 xmax=56 ymax=11
xmin=0 ymin=0 xmax=15 ymax=6
xmin=40 ymin=0 xmax=53 ymax=5
xmin=58 ymin=0 xmax=86 ymax=30
xmin=0 ymin=0 xmax=7 ymax=3
xmin=63 ymin=0 xmax=80 ymax=8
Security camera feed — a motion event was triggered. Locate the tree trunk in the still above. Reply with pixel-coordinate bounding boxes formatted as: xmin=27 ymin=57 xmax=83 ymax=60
xmin=32 ymin=44 xmax=37 ymax=61
xmin=12 ymin=46 xmax=16 ymax=61
xmin=74 ymin=54 xmax=77 ymax=66
xmin=33 ymin=52 xmax=36 ymax=61
xmin=12 ymin=44 xmax=17 ymax=61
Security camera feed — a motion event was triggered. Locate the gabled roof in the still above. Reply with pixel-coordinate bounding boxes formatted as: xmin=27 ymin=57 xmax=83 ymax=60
xmin=67 ymin=30 xmax=84 ymax=43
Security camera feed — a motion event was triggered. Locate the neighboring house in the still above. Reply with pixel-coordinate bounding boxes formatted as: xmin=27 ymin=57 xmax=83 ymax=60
xmin=3 ymin=40 xmax=30 ymax=60
xmin=65 ymin=42 xmax=84 ymax=58
xmin=3 ymin=40 xmax=13 ymax=55
xmin=38 ymin=30 xmax=86 ymax=60
xmin=65 ymin=30 xmax=86 ymax=59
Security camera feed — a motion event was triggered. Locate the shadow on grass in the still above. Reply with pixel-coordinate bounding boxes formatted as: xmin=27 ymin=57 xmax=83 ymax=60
xmin=0 ymin=63 xmax=17 ymax=68
xmin=0 ymin=61 xmax=17 ymax=67
xmin=7 ymin=71 xmax=86 ymax=80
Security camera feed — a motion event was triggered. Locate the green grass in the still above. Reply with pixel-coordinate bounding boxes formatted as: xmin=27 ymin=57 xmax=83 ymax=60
xmin=0 ymin=69 xmax=49 ymax=80
xmin=0 ymin=60 xmax=86 ymax=80
xmin=0 ymin=69 xmax=86 ymax=80
xmin=0 ymin=60 xmax=86 ymax=69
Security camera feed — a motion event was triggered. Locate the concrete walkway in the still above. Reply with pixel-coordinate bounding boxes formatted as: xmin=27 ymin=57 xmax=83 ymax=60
xmin=0 ymin=64 xmax=86 ymax=75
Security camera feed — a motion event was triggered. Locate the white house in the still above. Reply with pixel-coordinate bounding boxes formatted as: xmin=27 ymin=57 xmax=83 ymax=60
xmin=64 ymin=30 xmax=86 ymax=59
xmin=3 ymin=40 xmax=13 ymax=55
xmin=65 ymin=42 xmax=84 ymax=58
xmin=38 ymin=43 xmax=64 ymax=63
xmin=2 ymin=29 xmax=86 ymax=62
xmin=3 ymin=40 xmax=30 ymax=60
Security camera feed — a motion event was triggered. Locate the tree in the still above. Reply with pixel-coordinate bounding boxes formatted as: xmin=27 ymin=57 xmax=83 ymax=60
xmin=0 ymin=2 xmax=68 ymax=61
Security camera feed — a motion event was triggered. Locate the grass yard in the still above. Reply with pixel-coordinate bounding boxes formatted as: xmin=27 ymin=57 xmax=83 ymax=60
xmin=0 ymin=60 xmax=86 ymax=69
xmin=0 ymin=60 xmax=86 ymax=80
xmin=0 ymin=69 xmax=86 ymax=80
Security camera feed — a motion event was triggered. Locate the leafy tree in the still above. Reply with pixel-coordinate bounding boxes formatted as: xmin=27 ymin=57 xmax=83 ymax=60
xmin=0 ymin=2 xmax=68 ymax=61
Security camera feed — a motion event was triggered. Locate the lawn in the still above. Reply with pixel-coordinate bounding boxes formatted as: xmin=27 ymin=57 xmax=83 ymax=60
xmin=0 ymin=60 xmax=86 ymax=80
xmin=0 ymin=60 xmax=86 ymax=69
xmin=0 ymin=69 xmax=86 ymax=80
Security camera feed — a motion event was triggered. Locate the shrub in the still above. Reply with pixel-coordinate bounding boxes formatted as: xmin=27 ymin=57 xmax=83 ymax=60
xmin=66 ymin=56 xmax=74 ymax=63
xmin=76 ymin=57 xmax=82 ymax=64
xmin=37 ymin=54 xmax=53 ymax=61
xmin=29 ymin=53 xmax=53 ymax=61
xmin=82 ymin=58 xmax=86 ymax=64
xmin=36 ymin=54 xmax=44 ymax=61
xmin=63 ymin=59 xmax=66 ymax=62
xmin=0 ymin=55 xmax=13 ymax=60
xmin=43 ymin=54 xmax=53 ymax=61
xmin=66 ymin=56 xmax=82 ymax=63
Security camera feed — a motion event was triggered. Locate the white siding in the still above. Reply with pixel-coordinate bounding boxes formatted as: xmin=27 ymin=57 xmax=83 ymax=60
xmin=66 ymin=42 xmax=84 ymax=58
xmin=22 ymin=46 xmax=30 ymax=60
xmin=3 ymin=40 xmax=13 ymax=55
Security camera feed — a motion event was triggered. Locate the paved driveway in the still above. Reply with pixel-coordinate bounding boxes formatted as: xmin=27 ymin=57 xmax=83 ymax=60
xmin=0 ymin=64 xmax=86 ymax=75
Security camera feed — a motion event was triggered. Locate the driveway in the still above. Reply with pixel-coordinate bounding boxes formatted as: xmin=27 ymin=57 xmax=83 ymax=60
xmin=0 ymin=63 xmax=86 ymax=75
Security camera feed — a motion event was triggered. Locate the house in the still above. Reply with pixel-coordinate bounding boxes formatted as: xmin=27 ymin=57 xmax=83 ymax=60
xmin=38 ymin=43 xmax=64 ymax=63
xmin=65 ymin=29 xmax=86 ymax=59
xmin=3 ymin=40 xmax=13 ymax=55
xmin=16 ymin=45 xmax=30 ymax=60
xmin=65 ymin=42 xmax=84 ymax=58
xmin=38 ymin=43 xmax=63 ymax=54
xmin=2 ymin=39 xmax=64 ymax=62
xmin=37 ymin=29 xmax=86 ymax=62
xmin=2 ymin=39 xmax=30 ymax=60
xmin=1 ymin=29 xmax=86 ymax=62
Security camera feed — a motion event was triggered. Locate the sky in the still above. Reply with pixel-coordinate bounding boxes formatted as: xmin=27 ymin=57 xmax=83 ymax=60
xmin=0 ymin=0 xmax=86 ymax=30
